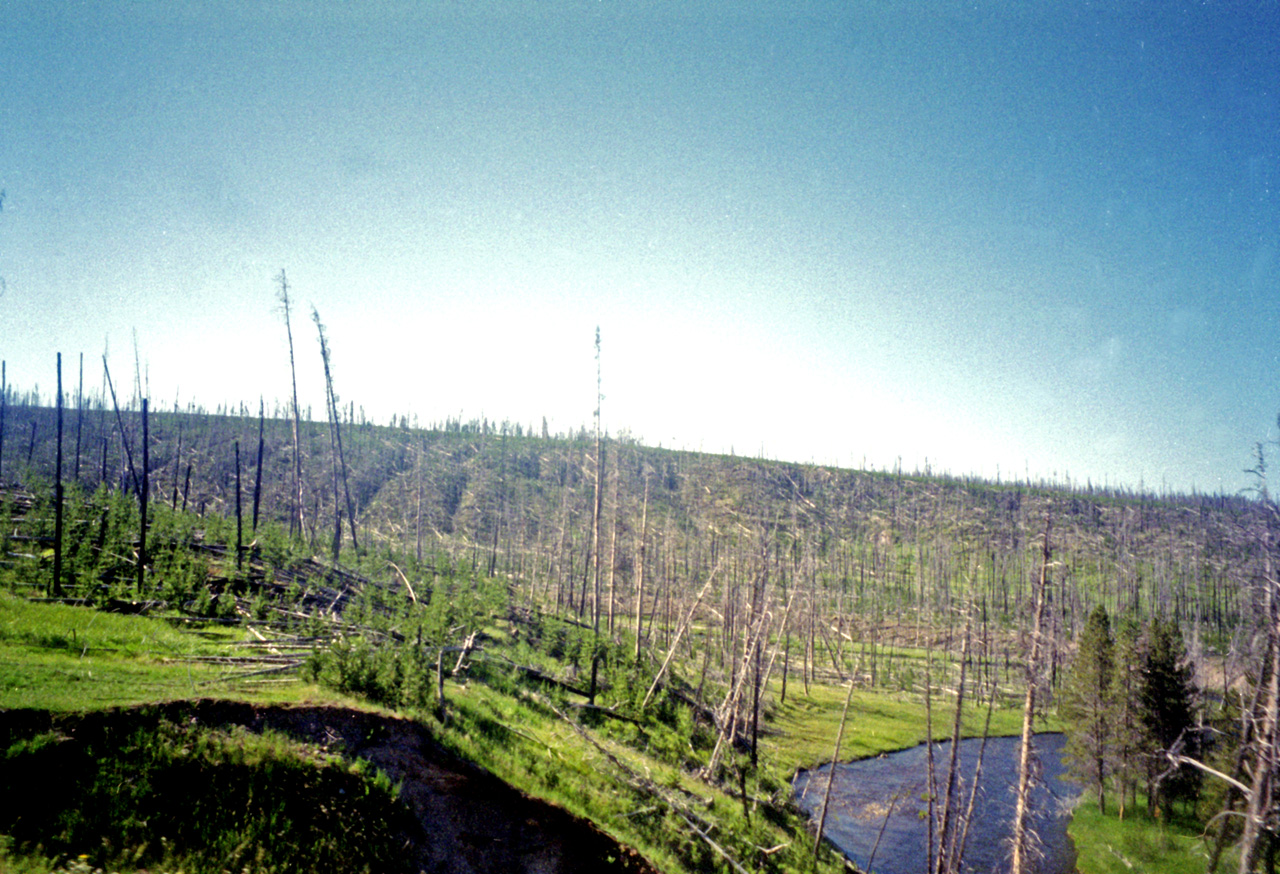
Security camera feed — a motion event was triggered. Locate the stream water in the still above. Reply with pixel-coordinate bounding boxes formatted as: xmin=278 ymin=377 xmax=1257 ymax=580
xmin=793 ymin=733 xmax=1079 ymax=874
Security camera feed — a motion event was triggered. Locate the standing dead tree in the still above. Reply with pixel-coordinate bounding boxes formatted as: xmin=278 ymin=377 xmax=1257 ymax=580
xmin=589 ymin=326 xmax=604 ymax=632
xmin=0 ymin=361 xmax=6 ymax=484
xmin=276 ymin=270 xmax=306 ymax=541
xmin=137 ymin=398 xmax=149 ymax=593
xmin=52 ymin=353 xmax=64 ymax=597
xmin=634 ymin=469 xmax=650 ymax=662
xmin=73 ymin=353 xmax=84 ymax=484
xmin=252 ymin=398 xmax=265 ymax=534
xmin=234 ymin=439 xmax=244 ymax=572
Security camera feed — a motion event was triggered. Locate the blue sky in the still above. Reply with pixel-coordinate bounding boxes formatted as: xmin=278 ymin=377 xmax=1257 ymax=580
xmin=2 ymin=1 xmax=1277 ymax=494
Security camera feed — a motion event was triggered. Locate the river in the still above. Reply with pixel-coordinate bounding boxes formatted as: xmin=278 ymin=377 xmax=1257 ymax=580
xmin=793 ymin=733 xmax=1079 ymax=874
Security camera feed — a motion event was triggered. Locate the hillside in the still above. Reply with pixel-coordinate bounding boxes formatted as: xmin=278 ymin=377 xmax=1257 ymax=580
xmin=0 ymin=397 xmax=1273 ymax=873
xmin=4 ymin=399 xmax=1265 ymax=643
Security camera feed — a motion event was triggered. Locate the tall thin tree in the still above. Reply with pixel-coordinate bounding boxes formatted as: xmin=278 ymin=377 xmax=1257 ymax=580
xmin=252 ymin=397 xmax=265 ymax=533
xmin=52 ymin=353 xmax=65 ymax=597
xmin=234 ymin=439 xmax=244 ymax=571
xmin=590 ymin=326 xmax=604 ymax=631
xmin=137 ymin=398 xmax=148 ymax=593
xmin=276 ymin=270 xmax=305 ymax=540
xmin=1011 ymin=515 xmax=1053 ymax=874
xmin=73 ymin=352 xmax=84 ymax=483
xmin=0 ymin=360 xmax=6 ymax=484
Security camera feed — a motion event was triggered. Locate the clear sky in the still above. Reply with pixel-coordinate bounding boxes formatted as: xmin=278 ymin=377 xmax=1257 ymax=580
xmin=2 ymin=1 xmax=1278 ymax=494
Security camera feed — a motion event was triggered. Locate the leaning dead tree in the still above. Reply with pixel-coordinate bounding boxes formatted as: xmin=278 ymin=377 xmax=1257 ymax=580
xmin=102 ymin=354 xmax=139 ymax=496
xmin=813 ymin=673 xmax=857 ymax=859
xmin=1177 ymin=455 xmax=1280 ymax=874
xmin=312 ymin=306 xmax=359 ymax=560
xmin=1011 ymin=515 xmax=1053 ymax=874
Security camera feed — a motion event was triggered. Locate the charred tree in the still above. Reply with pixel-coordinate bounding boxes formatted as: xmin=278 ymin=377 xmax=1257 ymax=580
xmin=252 ymin=398 xmax=265 ymax=533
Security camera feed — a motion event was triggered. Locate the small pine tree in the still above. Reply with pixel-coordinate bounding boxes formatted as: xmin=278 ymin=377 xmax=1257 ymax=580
xmin=1109 ymin=613 xmax=1144 ymax=819
xmin=1139 ymin=616 xmax=1199 ymax=819
xmin=1061 ymin=604 xmax=1115 ymax=814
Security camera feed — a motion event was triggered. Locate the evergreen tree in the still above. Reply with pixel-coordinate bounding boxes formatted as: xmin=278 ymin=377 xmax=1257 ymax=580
xmin=1139 ymin=616 xmax=1199 ymax=819
xmin=1110 ymin=613 xmax=1144 ymax=819
xmin=1062 ymin=604 xmax=1115 ymax=813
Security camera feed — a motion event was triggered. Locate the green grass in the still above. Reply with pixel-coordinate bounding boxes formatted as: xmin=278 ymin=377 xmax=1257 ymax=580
xmin=411 ymin=666 xmax=848 ymax=874
xmin=0 ymin=593 xmax=347 ymax=711
xmin=0 ymin=592 xmax=1205 ymax=874
xmin=1069 ymin=796 xmax=1221 ymax=874
xmin=761 ymin=678 xmax=1045 ymax=775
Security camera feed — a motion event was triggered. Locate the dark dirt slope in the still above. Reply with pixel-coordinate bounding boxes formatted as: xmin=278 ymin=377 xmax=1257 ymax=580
xmin=0 ymin=700 xmax=658 ymax=874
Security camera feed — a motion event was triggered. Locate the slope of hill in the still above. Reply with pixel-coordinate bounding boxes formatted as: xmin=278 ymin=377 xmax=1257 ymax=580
xmin=0 ymin=399 xmax=1269 ymax=873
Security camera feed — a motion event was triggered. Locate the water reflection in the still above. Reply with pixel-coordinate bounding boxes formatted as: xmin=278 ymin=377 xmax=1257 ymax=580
xmin=793 ymin=733 xmax=1078 ymax=874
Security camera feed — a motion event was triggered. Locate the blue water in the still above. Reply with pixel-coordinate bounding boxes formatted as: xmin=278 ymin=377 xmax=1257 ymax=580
xmin=793 ymin=733 xmax=1079 ymax=874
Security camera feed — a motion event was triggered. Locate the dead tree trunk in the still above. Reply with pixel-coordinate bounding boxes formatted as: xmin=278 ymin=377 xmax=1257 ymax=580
xmin=137 ymin=398 xmax=149 ymax=593
xmin=634 ymin=473 xmax=649 ymax=661
xmin=590 ymin=326 xmax=604 ymax=632
xmin=935 ymin=615 xmax=972 ymax=874
xmin=171 ymin=426 xmax=183 ymax=510
xmin=73 ymin=353 xmax=84 ymax=484
xmin=52 ymin=353 xmax=65 ymax=597
xmin=415 ymin=441 xmax=424 ymax=564
xmin=234 ymin=439 xmax=244 ymax=572
xmin=252 ymin=398 xmax=265 ymax=534
xmin=103 ymin=356 xmax=139 ymax=497
xmin=607 ymin=452 xmax=620 ymax=635
xmin=0 ymin=360 xmax=6 ymax=483
xmin=312 ymin=306 xmax=359 ymax=559
xmin=1011 ymin=516 xmax=1052 ymax=874
xmin=276 ymin=270 xmax=306 ymax=541
xmin=813 ymin=675 xmax=857 ymax=859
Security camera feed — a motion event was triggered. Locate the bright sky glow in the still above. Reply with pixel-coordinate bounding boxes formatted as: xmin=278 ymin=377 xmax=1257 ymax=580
xmin=2 ymin=1 xmax=1278 ymax=494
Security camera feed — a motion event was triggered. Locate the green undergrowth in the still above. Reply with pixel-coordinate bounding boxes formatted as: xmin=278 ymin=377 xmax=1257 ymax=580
xmin=762 ymin=676 xmax=1046 ymax=775
xmin=0 ymin=719 xmax=414 ymax=874
xmin=1069 ymin=795 xmax=1223 ymax=874
xmin=0 ymin=482 xmax=1189 ymax=874
xmin=0 ymin=593 xmax=342 ymax=710
xmin=420 ymin=669 xmax=846 ymax=874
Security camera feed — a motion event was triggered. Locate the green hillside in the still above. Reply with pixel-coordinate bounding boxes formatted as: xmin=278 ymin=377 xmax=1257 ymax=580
xmin=0 ymin=398 xmax=1270 ymax=873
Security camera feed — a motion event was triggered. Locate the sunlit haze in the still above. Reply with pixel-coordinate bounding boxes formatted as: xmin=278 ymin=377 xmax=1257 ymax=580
xmin=3 ymin=2 xmax=1278 ymax=494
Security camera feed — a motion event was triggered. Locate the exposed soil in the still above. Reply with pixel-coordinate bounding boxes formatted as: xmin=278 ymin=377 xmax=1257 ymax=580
xmin=0 ymin=700 xmax=660 ymax=874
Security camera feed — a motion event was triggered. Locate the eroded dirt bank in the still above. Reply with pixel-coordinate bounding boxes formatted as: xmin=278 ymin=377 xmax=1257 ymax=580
xmin=0 ymin=700 xmax=658 ymax=874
